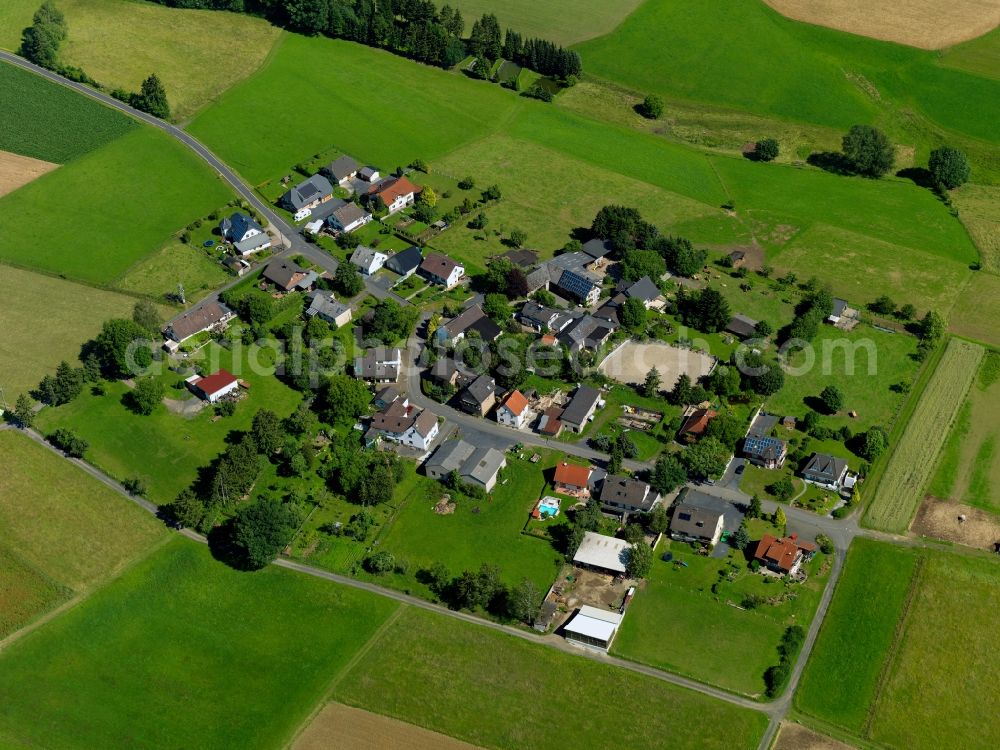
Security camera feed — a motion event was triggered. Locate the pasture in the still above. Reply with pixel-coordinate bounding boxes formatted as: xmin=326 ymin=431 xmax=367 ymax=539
xmin=332 ymin=606 xmax=770 ymax=750
xmin=447 ymin=0 xmax=644 ymax=45
xmin=939 ymin=26 xmax=1000 ymax=78
xmin=761 ymin=0 xmax=1000 ymax=49
xmin=0 ymin=540 xmax=399 ymax=750
xmin=0 ymin=266 xmax=137 ymax=397
xmin=0 ymin=429 xmax=164 ymax=604
xmin=34 ymin=341 xmax=302 ymax=505
xmin=0 ymin=126 xmax=233 ymax=284
xmin=863 ymin=338 xmax=984 ymax=532
xmin=0 ymin=61 xmax=136 ymax=163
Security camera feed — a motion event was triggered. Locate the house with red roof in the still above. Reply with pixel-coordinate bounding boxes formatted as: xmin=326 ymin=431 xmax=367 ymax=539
xmin=553 ymin=462 xmax=592 ymax=497
xmin=186 ymin=369 xmax=239 ymax=403
xmin=372 ymin=175 xmax=422 ymax=214
xmin=753 ymin=533 xmax=817 ymax=576
xmin=496 ymin=390 xmax=531 ymax=429
xmin=678 ymin=407 xmax=718 ymax=443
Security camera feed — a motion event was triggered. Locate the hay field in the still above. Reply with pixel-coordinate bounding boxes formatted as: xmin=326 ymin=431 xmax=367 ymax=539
xmin=773 ymin=723 xmax=854 ymax=750
xmin=294 ymin=704 xmax=484 ymax=750
xmin=762 ymin=0 xmax=1000 ymax=49
xmin=600 ymin=341 xmax=715 ymax=388
xmin=947 ymin=272 xmax=1000 ymax=348
xmin=0 ymin=151 xmax=58 ymax=197
xmin=448 ymin=0 xmax=644 ymax=46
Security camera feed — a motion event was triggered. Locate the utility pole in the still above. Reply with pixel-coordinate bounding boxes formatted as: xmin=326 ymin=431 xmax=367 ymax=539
xmin=178 ymin=282 xmax=186 ymax=305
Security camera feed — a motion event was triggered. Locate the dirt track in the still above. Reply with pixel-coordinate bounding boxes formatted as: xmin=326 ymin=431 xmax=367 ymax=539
xmin=293 ymin=703 xmax=485 ymax=750
xmin=763 ymin=0 xmax=999 ymax=49
xmin=0 ymin=150 xmax=58 ymax=198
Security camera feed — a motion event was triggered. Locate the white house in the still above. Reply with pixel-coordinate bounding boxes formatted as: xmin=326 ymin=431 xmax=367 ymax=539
xmin=419 ymin=253 xmax=465 ymax=289
xmin=306 ymin=292 xmax=353 ymax=328
xmin=329 ymin=202 xmax=371 ymax=234
xmin=350 ymin=245 xmax=388 ymax=276
xmin=186 ymin=369 xmax=239 ymax=403
xmin=369 ymin=398 xmax=439 ymax=450
xmin=354 ymin=348 xmax=402 ymax=383
xmin=373 ymin=175 xmax=421 ymax=215
xmin=496 ymin=390 xmax=530 ymax=429
xmin=220 ymin=212 xmax=272 ymax=256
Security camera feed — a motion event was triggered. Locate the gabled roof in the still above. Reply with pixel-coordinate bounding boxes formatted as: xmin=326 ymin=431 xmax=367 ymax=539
xmin=420 ymin=252 xmax=462 ymax=280
xmin=350 ymin=245 xmax=385 ymax=269
xmin=194 ymin=369 xmax=237 ymax=396
xmin=538 ymin=406 xmax=564 ymax=436
xmin=560 ymin=314 xmax=617 ymax=349
xmin=803 ymin=453 xmax=848 ymax=482
xmin=426 ymin=439 xmax=476 ymax=474
xmin=461 ymin=374 xmax=496 ymax=406
xmin=306 ymin=292 xmax=351 ymax=322
xmin=263 ymin=258 xmax=307 ymax=290
xmin=680 ymin=408 xmax=718 ymax=437
xmin=572 ymin=531 xmax=628 ymax=575
xmin=726 ymin=314 xmax=759 ymax=339
xmin=166 ymin=300 xmax=233 ymax=342
xmin=753 ymin=533 xmax=816 ymax=573
xmin=599 ymin=475 xmax=657 ymax=511
xmin=234 ymin=234 xmax=270 ymax=254
xmin=500 ymin=248 xmax=538 ymax=268
xmin=670 ymin=503 xmax=724 ymax=539
xmin=499 ymin=390 xmax=529 ymax=417
xmin=224 ymin=212 xmax=261 ymax=241
xmin=330 ymin=202 xmax=369 ymax=227
xmin=625 ymin=276 xmax=661 ymax=302
xmin=355 ymin=348 xmax=401 ymax=380
xmin=442 ymin=304 xmax=502 ymax=341
xmin=385 ymin=245 xmax=423 ymax=275
xmin=282 ymin=174 xmax=333 ymax=210
xmin=582 ymin=238 xmax=614 ymax=259
xmin=553 ymin=462 xmax=591 ymax=488
xmin=743 ymin=436 xmax=786 ymax=462
xmin=375 ymin=175 xmax=421 ymax=204
xmin=561 ymin=386 xmax=602 ymax=426
xmin=323 ymin=155 xmax=358 ymax=181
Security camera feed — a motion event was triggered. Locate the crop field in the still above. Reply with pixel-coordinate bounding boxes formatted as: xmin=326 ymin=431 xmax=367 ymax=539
xmin=764 ymin=323 xmax=920 ymax=434
xmin=0 ymin=126 xmax=232 ymax=284
xmin=0 ymin=266 xmax=139 ymax=397
xmin=0 ymin=150 xmax=58 ymax=198
xmin=575 ymin=0 xmax=1000 ymax=146
xmin=762 ymin=0 xmax=1000 ymax=49
xmin=34 ymin=341 xmax=302 ymax=505
xmin=0 ymin=540 xmax=399 ymax=750
xmin=294 ymin=703 xmax=484 ymax=750
xmin=117 ymin=237 xmax=229 ymax=302
xmin=0 ymin=430 xmax=165 ymax=591
xmin=448 ymin=0 xmax=644 ymax=45
xmin=863 ymin=338 xmax=984 ymax=532
xmin=795 ymin=539 xmax=921 ymax=732
xmin=928 ymin=352 xmax=1000 ymax=513
xmin=0 ymin=62 xmax=137 ymax=163
xmin=331 ymin=606 xmax=769 ymax=750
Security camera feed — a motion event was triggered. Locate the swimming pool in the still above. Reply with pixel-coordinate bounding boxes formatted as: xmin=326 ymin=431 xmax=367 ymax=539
xmin=537 ymin=496 xmax=560 ymax=519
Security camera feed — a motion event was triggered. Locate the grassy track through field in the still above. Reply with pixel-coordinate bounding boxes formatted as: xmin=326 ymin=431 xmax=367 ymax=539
xmin=863 ymin=338 xmax=985 ymax=532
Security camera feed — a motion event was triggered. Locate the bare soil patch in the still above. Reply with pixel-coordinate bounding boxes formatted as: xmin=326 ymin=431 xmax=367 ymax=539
xmin=293 ymin=702 xmax=485 ymax=750
xmin=763 ymin=0 xmax=1000 ymax=49
xmin=912 ymin=496 xmax=1000 ymax=550
xmin=600 ymin=341 xmax=715 ymax=389
xmin=773 ymin=722 xmax=856 ymax=750
xmin=0 ymin=150 xmax=58 ymax=197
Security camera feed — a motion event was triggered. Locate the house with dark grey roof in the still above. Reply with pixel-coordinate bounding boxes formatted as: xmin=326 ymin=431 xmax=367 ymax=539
xmin=802 ymin=453 xmax=849 ymax=490
xmin=280 ymin=174 xmax=334 ymax=217
xmin=599 ymin=475 xmax=662 ymax=516
xmin=427 ymin=357 xmax=473 ymax=389
xmin=561 ymin=385 xmax=603 ymax=432
xmin=350 ymin=245 xmax=388 ymax=276
xmin=354 ymin=348 xmax=402 ymax=383
xmin=369 ymin=396 xmax=438 ymax=450
xmin=425 ymin=438 xmax=507 ymax=492
xmin=519 ymin=301 xmax=572 ymax=333
xmin=385 ymin=246 xmax=423 ymax=279
xmin=220 ymin=212 xmax=263 ymax=243
xmin=305 ymin=292 xmax=352 ymax=328
xmin=419 ymin=253 xmax=464 ymax=288
xmin=263 ymin=259 xmax=310 ymax=291
xmin=437 ymin=304 xmax=502 ymax=344
xmin=164 ymin=300 xmax=235 ymax=343
xmin=725 ymin=313 xmax=759 ymax=339
xmin=623 ymin=276 xmax=664 ymax=309
xmin=827 ymin=298 xmax=859 ymax=325
xmin=670 ymin=503 xmax=725 ymax=546
xmin=458 ymin=374 xmax=497 ymax=416
xmin=582 ymin=238 xmax=614 ymax=260
xmin=321 ymin=155 xmax=359 ymax=184
xmin=742 ymin=436 xmax=787 ymax=469
xmin=527 ymin=252 xmax=603 ymax=305
xmin=559 ymin=314 xmax=617 ymax=352
xmin=328 ymin=202 xmax=371 ymax=233
xmin=500 ymin=248 xmax=538 ymax=268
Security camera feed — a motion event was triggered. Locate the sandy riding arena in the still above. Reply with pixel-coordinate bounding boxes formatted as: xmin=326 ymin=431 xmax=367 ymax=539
xmin=293 ymin=703 xmax=484 ymax=750
xmin=0 ymin=151 xmax=58 ymax=198
xmin=763 ymin=0 xmax=1000 ymax=49
xmin=599 ymin=342 xmax=715 ymax=389
xmin=912 ymin=497 xmax=1000 ymax=551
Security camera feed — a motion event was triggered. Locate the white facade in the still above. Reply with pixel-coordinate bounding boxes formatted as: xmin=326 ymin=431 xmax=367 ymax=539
xmin=350 ymin=247 xmax=388 ymax=276
xmin=385 ymin=191 xmax=415 ymax=215
xmin=497 ymin=403 xmax=527 ymax=429
xmin=385 ymin=419 xmax=439 ymax=450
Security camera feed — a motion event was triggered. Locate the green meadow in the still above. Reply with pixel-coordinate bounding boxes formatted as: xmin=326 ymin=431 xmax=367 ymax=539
xmin=0 ymin=540 xmax=399 ymax=750
xmin=446 ymin=0 xmax=645 ymax=45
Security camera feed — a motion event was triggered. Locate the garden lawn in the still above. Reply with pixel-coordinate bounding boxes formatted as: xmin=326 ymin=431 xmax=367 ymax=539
xmin=332 ymin=606 xmax=769 ymax=750
xmin=446 ymin=0 xmax=645 ymax=45
xmin=765 ymin=323 xmax=919 ymax=435
xmin=0 ymin=429 xmax=165 ymax=591
xmin=0 ymin=61 xmax=136 ymax=163
xmin=116 ymin=237 xmax=230 ymax=303
xmin=34 ymin=341 xmax=302 ymax=505
xmin=795 ymin=539 xmax=920 ymax=733
xmin=376 ymin=453 xmax=563 ymax=594
xmin=0 ymin=266 xmax=139 ymax=397
xmin=612 ymin=537 xmax=830 ymax=697
xmin=0 ymin=127 xmax=233 ymax=284
xmin=0 ymin=539 xmax=399 ymax=750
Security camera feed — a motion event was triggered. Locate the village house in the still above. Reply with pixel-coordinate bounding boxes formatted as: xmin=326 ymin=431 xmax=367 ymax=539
xmin=725 ymin=313 xmax=759 ymax=340
xmin=563 ymin=605 xmax=624 ymax=652
xmin=560 ymin=386 xmax=604 ymax=433
xmin=219 ymin=212 xmax=271 ymax=256
xmin=368 ymin=396 xmax=439 ymax=450
xmin=559 ymin=314 xmax=617 ymax=353
xmin=163 ymin=300 xmax=235 ymax=344
xmin=372 ymin=384 xmax=400 ymax=410
xmin=186 ymin=369 xmax=239 ymax=403
xmin=742 ymin=435 xmax=787 ymax=469
xmin=526 ymin=252 xmax=602 ymax=306
xmin=678 ymin=407 xmax=718 ymax=443
xmin=371 ymin=174 xmax=421 ymax=214
xmin=305 ymin=291 xmax=352 ymax=328
xmin=621 ymin=276 xmax=665 ymax=310
xmin=552 ymin=462 xmax=592 ymax=497
xmin=262 ymin=258 xmax=316 ymax=292
xmin=753 ymin=533 xmax=816 ymax=576
xmin=457 ymin=374 xmax=497 ymax=416
xmin=495 ymin=389 xmax=530 ymax=429
xmin=354 ymin=348 xmax=402 ymax=383
xmin=320 ymin=155 xmax=358 ymax=185
xmin=599 ymin=475 xmax=661 ymax=516
xmin=537 ymin=405 xmax=564 ymax=437
xmin=280 ymin=174 xmax=334 ymax=220
xmin=424 ymin=438 xmax=507 ymax=492
xmin=419 ymin=253 xmax=465 ymax=288
xmin=518 ymin=301 xmax=572 ymax=333
xmin=328 ymin=202 xmax=371 ymax=234
xmin=427 ymin=357 xmax=471 ymax=389
xmin=669 ymin=502 xmax=725 ymax=546
xmin=385 ymin=245 xmax=423 ymax=279
xmin=436 ymin=304 xmax=502 ymax=344
xmin=573 ymin=531 xmax=629 ymax=576
xmin=581 ymin=238 xmax=614 ymax=262
xmin=802 ymin=452 xmax=849 ymax=490
xmin=350 ymin=245 xmax=388 ymax=276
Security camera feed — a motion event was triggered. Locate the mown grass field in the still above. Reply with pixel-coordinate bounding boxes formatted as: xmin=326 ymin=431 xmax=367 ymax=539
xmin=117 ymin=237 xmax=229 ymax=302
xmin=863 ymin=338 xmax=985 ymax=532
xmin=947 ymin=272 xmax=1000 ymax=348
xmin=34 ymin=341 xmax=302 ymax=505
xmin=939 ymin=26 xmax=1000 ymax=78
xmin=332 ymin=606 xmax=769 ymax=750
xmin=952 ymin=184 xmax=1000 ymax=273
xmin=448 ymin=0 xmax=644 ymax=45
xmin=0 ymin=126 xmax=233 ymax=284
xmin=928 ymin=351 xmax=1000 ymax=513
xmin=0 ymin=539 xmax=399 ymax=750
xmin=0 ymin=266 xmax=138 ymax=397
xmin=613 ymin=535 xmax=829 ymax=697
xmin=0 ymin=61 xmax=136 ymax=163
xmin=795 ymin=539 xmax=921 ymax=732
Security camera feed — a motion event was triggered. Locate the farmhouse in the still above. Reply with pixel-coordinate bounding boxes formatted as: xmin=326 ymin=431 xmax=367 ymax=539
xmin=678 ymin=407 xmax=718 ymax=443
xmin=518 ymin=301 xmax=572 ymax=333
xmin=436 ymin=304 xmax=502 ymax=344
xmin=350 ymin=245 xmax=388 ymax=276
xmin=802 ymin=452 xmax=849 ymax=490
xmin=163 ymin=300 xmax=235 ymax=343
xmin=263 ymin=259 xmax=315 ymax=291
xmin=495 ymin=389 xmax=530 ymax=428
xmin=280 ymin=174 xmax=334 ymax=218
xmin=561 ymin=386 xmax=603 ymax=433
xmin=553 ymin=462 xmax=592 ymax=497
xmin=581 ymin=238 xmax=614 ymax=261
xmin=563 ymin=605 xmax=624 ymax=652
xmin=670 ymin=502 xmax=725 ymax=546
xmin=328 ymin=202 xmax=371 ymax=234
xmin=385 ymin=245 xmax=423 ymax=279
xmin=320 ymin=155 xmax=358 ymax=185
xmin=526 ymin=253 xmax=602 ymax=306
xmin=371 ymin=175 xmax=421 ymax=214
xmin=725 ymin=314 xmax=759 ymax=339
xmin=599 ymin=475 xmax=661 ymax=516
xmin=369 ymin=396 xmax=439 ymax=450
xmin=186 ymin=369 xmax=239 ymax=403
xmin=573 ymin=531 xmax=628 ymax=576
xmin=305 ymin=291 xmax=352 ymax=328
xmin=458 ymin=374 xmax=497 ymax=416
xmin=424 ymin=438 xmax=507 ymax=492
xmin=354 ymin=348 xmax=402 ymax=383
xmin=742 ymin=436 xmax=787 ymax=469
xmin=753 ymin=533 xmax=816 ymax=576
xmin=419 ymin=253 xmax=464 ymax=288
